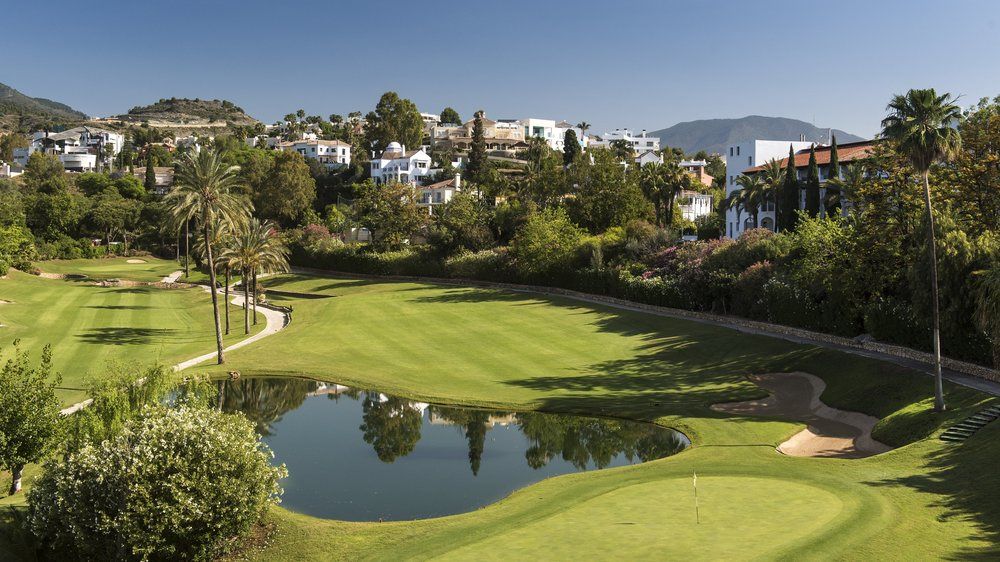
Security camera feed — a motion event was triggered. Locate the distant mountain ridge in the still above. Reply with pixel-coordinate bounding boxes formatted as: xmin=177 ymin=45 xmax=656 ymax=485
xmin=117 ymin=98 xmax=259 ymax=127
xmin=0 ymin=82 xmax=88 ymax=132
xmin=650 ymin=116 xmax=866 ymax=155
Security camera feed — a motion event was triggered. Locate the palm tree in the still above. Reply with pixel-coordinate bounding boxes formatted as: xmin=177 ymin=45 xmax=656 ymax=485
xmin=166 ymin=149 xmax=252 ymax=364
xmin=824 ymin=162 xmax=866 ymax=216
xmin=575 ymin=122 xmax=590 ymax=144
xmin=724 ymin=189 xmax=747 ymax=233
xmin=194 ymin=220 xmax=243 ymax=335
xmin=221 ymin=219 xmax=289 ymax=334
xmin=880 ymin=88 xmax=962 ymax=412
xmin=734 ymin=174 xmax=769 ymax=228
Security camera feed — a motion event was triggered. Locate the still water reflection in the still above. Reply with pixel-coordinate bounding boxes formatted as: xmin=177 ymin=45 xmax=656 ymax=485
xmin=216 ymin=377 xmax=688 ymax=521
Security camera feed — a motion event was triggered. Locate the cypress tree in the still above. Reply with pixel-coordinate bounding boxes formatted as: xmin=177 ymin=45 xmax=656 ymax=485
xmin=805 ymin=145 xmax=820 ymax=218
xmin=563 ymin=129 xmax=581 ymax=166
xmin=779 ymin=144 xmax=799 ymax=230
xmin=144 ymin=153 xmax=156 ymax=193
xmin=825 ymin=135 xmax=840 ymax=217
xmin=467 ymin=110 xmax=487 ymax=183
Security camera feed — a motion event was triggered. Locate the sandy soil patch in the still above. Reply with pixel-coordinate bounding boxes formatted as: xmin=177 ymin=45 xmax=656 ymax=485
xmin=126 ymin=259 xmax=147 ymax=264
xmin=0 ymin=299 xmax=11 ymax=304
xmin=712 ymin=372 xmax=892 ymax=458
xmin=37 ymin=272 xmax=66 ymax=279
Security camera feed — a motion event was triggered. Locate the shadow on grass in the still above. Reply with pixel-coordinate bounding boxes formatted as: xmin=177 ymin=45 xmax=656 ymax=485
xmin=77 ymin=327 xmax=177 ymax=345
xmin=85 ymin=305 xmax=154 ymax=310
xmin=262 ymin=276 xmax=380 ymax=293
xmin=868 ymin=421 xmax=1000 ymax=559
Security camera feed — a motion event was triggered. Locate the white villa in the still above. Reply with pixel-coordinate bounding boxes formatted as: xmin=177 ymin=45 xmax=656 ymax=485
xmin=589 ymin=129 xmax=659 ymax=154
xmin=417 ymin=174 xmax=463 ymax=213
xmin=725 ymin=138 xmax=875 ymax=238
xmin=678 ymin=190 xmax=713 ymax=222
xmin=519 ymin=118 xmax=585 ymax=151
xmin=276 ymin=139 xmax=351 ymax=170
xmin=370 ymin=142 xmax=433 ymax=185
xmin=13 ymin=127 xmax=124 ymax=172
xmin=635 ymin=150 xmax=662 ymax=166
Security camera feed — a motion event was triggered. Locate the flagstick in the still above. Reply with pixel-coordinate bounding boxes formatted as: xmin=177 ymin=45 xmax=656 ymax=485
xmin=693 ymin=472 xmax=700 ymax=524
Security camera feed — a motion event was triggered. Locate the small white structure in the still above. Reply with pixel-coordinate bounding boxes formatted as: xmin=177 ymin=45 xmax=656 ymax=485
xmin=370 ymin=142 xmax=433 ymax=185
xmin=0 ymin=162 xmax=24 ymax=178
xmin=635 ymin=150 xmax=662 ymax=166
xmin=518 ymin=118 xmax=586 ymax=151
xmin=589 ymin=129 xmax=659 ymax=154
xmin=13 ymin=127 xmax=124 ymax=172
xmin=417 ymin=174 xmax=462 ymax=212
xmin=277 ymin=139 xmax=351 ymax=170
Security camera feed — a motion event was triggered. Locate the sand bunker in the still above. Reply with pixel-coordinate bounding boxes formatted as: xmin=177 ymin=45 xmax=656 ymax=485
xmin=0 ymin=299 xmax=11 ymax=304
xmin=126 ymin=259 xmax=147 ymax=264
xmin=712 ymin=372 xmax=892 ymax=458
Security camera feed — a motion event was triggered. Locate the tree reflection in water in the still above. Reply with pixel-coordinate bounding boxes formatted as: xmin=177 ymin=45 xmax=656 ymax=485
xmin=217 ymin=378 xmax=687 ymax=474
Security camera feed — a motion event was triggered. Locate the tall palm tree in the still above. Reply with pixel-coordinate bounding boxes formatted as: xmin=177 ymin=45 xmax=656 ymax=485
xmin=724 ymin=189 xmax=747 ymax=233
xmin=575 ymin=122 xmax=590 ymax=144
xmin=880 ymin=88 xmax=962 ymax=412
xmin=194 ymin=219 xmax=243 ymax=335
xmin=221 ymin=219 xmax=289 ymax=334
xmin=824 ymin=162 xmax=866 ymax=216
xmin=166 ymin=149 xmax=252 ymax=364
xmin=734 ymin=174 xmax=769 ymax=228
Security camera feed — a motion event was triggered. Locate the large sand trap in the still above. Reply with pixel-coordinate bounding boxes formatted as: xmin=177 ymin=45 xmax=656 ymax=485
xmin=126 ymin=259 xmax=147 ymax=264
xmin=712 ymin=372 xmax=892 ymax=458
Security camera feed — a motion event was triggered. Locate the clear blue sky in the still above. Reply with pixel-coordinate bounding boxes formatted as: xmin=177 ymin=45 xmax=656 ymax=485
xmin=4 ymin=0 xmax=998 ymax=138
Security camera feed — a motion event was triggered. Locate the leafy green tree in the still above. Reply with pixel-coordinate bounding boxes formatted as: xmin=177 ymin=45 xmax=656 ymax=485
xmin=0 ymin=224 xmax=35 ymax=274
xmin=28 ymin=404 xmax=286 ymax=561
xmin=0 ymin=343 xmax=62 ymax=494
xmin=25 ymin=191 xmax=86 ymax=241
xmin=804 ymin=145 xmax=820 ymax=217
xmin=166 ymin=149 xmax=252 ymax=364
xmin=75 ymin=172 xmax=114 ymax=197
xmin=946 ymin=96 xmax=1000 ymax=231
xmin=253 ymin=150 xmax=316 ymax=225
xmin=23 ymin=152 xmax=68 ymax=193
xmin=364 ymin=91 xmax=424 ymax=153
xmin=466 ymin=110 xmax=488 ymax=184
xmin=974 ymin=261 xmax=1000 ymax=367
xmin=86 ymin=191 xmax=141 ymax=249
xmin=511 ymin=207 xmax=585 ymax=277
xmin=353 ymin=180 xmax=426 ymax=251
xmin=429 ymin=191 xmax=494 ymax=255
xmin=569 ymin=148 xmax=651 ymax=232
xmin=0 ymin=133 xmax=28 ymax=162
xmin=881 ymin=88 xmax=963 ymax=411
xmin=778 ymin=144 xmax=799 ymax=231
xmin=113 ymin=175 xmax=145 ymax=199
xmin=563 ymin=129 xmax=581 ymax=166
xmin=439 ymin=107 xmax=461 ymax=125
xmin=824 ymin=162 xmax=864 ymax=216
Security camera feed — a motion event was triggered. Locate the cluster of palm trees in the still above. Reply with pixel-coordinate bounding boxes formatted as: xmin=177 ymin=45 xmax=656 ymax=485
xmin=165 ymin=149 xmax=289 ymax=364
xmin=638 ymin=161 xmax=695 ymax=227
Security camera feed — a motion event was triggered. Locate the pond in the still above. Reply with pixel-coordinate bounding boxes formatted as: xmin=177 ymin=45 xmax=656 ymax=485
xmin=215 ymin=377 xmax=689 ymax=521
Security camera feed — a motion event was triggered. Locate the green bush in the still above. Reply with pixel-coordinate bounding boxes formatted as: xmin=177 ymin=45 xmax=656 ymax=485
xmin=731 ymin=261 xmax=775 ymax=320
xmin=28 ymin=405 xmax=286 ymax=561
xmin=444 ymin=249 xmax=513 ymax=281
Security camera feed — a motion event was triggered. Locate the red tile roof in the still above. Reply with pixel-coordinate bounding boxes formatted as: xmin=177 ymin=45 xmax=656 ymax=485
xmin=744 ymin=140 xmax=875 ymax=173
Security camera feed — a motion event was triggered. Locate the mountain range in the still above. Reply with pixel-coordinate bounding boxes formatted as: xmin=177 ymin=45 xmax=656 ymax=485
xmin=649 ymin=116 xmax=866 ymax=155
xmin=0 ymin=82 xmax=88 ymax=131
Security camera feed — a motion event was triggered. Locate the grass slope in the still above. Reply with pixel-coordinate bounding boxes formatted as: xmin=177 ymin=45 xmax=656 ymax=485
xmin=35 ymin=256 xmax=210 ymax=283
xmin=0 ymin=269 xmax=261 ymax=403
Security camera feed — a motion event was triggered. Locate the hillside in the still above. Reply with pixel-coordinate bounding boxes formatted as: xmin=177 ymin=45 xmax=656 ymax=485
xmin=0 ymin=82 xmax=88 ymax=132
xmin=115 ymin=97 xmax=259 ymax=129
xmin=650 ymin=116 xmax=866 ymax=155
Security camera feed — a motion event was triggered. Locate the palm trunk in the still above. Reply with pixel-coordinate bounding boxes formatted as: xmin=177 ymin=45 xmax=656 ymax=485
xmin=923 ymin=171 xmax=945 ymax=412
xmin=252 ymin=269 xmax=258 ymax=325
xmin=204 ymin=218 xmax=225 ymax=364
xmin=184 ymin=220 xmax=190 ymax=278
xmin=9 ymin=464 xmax=23 ymax=494
xmin=244 ymin=268 xmax=250 ymax=335
xmin=224 ymin=266 xmax=231 ymax=335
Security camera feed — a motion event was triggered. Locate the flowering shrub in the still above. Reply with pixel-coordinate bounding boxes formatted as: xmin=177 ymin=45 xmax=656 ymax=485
xmin=28 ymin=405 xmax=286 ymax=561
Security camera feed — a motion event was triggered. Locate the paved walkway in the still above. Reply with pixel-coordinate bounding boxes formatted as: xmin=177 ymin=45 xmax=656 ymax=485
xmin=161 ymin=270 xmax=183 ymax=283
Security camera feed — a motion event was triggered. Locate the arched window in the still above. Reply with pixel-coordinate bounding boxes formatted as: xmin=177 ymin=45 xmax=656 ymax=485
xmin=761 ymin=217 xmax=775 ymax=231
xmin=743 ymin=218 xmax=754 ymax=231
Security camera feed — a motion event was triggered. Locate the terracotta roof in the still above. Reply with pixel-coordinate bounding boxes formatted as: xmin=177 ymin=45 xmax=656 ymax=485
xmin=277 ymin=139 xmax=350 ymax=148
xmin=744 ymin=140 xmax=875 ymax=173
xmin=422 ymin=177 xmax=458 ymax=189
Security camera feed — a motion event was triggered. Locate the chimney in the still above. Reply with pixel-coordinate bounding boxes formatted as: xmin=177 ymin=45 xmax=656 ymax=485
xmin=400 ymin=144 xmax=406 ymax=153
xmin=454 ymin=173 xmax=461 ymax=189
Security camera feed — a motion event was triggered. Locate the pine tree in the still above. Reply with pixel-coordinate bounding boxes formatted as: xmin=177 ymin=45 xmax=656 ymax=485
xmin=563 ymin=129 xmax=581 ymax=166
xmin=779 ymin=144 xmax=799 ymax=230
xmin=144 ymin=153 xmax=156 ymax=193
xmin=805 ymin=145 xmax=820 ymax=218
xmin=467 ymin=110 xmax=487 ymax=183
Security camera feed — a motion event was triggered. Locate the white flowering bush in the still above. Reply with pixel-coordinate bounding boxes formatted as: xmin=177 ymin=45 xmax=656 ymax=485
xmin=27 ymin=405 xmax=286 ymax=561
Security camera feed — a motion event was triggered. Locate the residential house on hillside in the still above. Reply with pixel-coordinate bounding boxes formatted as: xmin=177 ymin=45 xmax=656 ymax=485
xmin=679 ymin=159 xmax=714 ymax=187
xmin=635 ymin=150 xmax=662 ymax=166
xmin=589 ymin=129 xmax=659 ymax=154
xmin=370 ymin=142 xmax=433 ymax=185
xmin=0 ymin=161 xmax=24 ymax=178
xmin=431 ymin=114 xmax=528 ymax=155
xmin=13 ymin=126 xmax=124 ymax=172
xmin=277 ymin=139 xmax=351 ymax=170
xmin=725 ymin=139 xmax=875 ymax=237
xmin=678 ymin=190 xmax=713 ymax=222
xmin=417 ymin=174 xmax=463 ymax=213
xmin=518 ymin=118 xmax=585 ymax=151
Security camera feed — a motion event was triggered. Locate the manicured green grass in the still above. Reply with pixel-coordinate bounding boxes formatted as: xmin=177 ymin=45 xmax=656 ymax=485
xmin=3 ymin=270 xmax=999 ymax=560
xmin=34 ymin=256 xmax=185 ymax=281
xmin=0 ymin=270 xmax=262 ymax=404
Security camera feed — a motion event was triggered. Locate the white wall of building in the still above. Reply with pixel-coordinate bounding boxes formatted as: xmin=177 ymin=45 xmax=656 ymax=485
xmin=589 ymin=129 xmax=659 ymax=153
xmin=724 ymin=139 xmax=813 ymax=238
xmin=370 ymin=142 xmax=433 ymax=185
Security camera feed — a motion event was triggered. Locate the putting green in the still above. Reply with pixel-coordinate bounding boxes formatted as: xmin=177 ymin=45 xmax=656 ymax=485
xmin=438 ymin=476 xmax=844 ymax=561
xmin=34 ymin=256 xmax=184 ymax=281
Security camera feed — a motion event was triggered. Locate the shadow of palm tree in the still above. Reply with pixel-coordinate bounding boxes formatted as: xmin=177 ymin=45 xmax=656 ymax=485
xmin=76 ymin=327 xmax=177 ymax=345
xmin=85 ymin=305 xmax=154 ymax=310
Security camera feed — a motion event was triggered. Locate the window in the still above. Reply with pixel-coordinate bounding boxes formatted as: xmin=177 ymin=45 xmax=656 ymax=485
xmin=736 ymin=146 xmax=740 ymax=156
xmin=730 ymin=147 xmax=734 ymax=156
xmin=748 ymin=156 xmax=752 ymax=166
